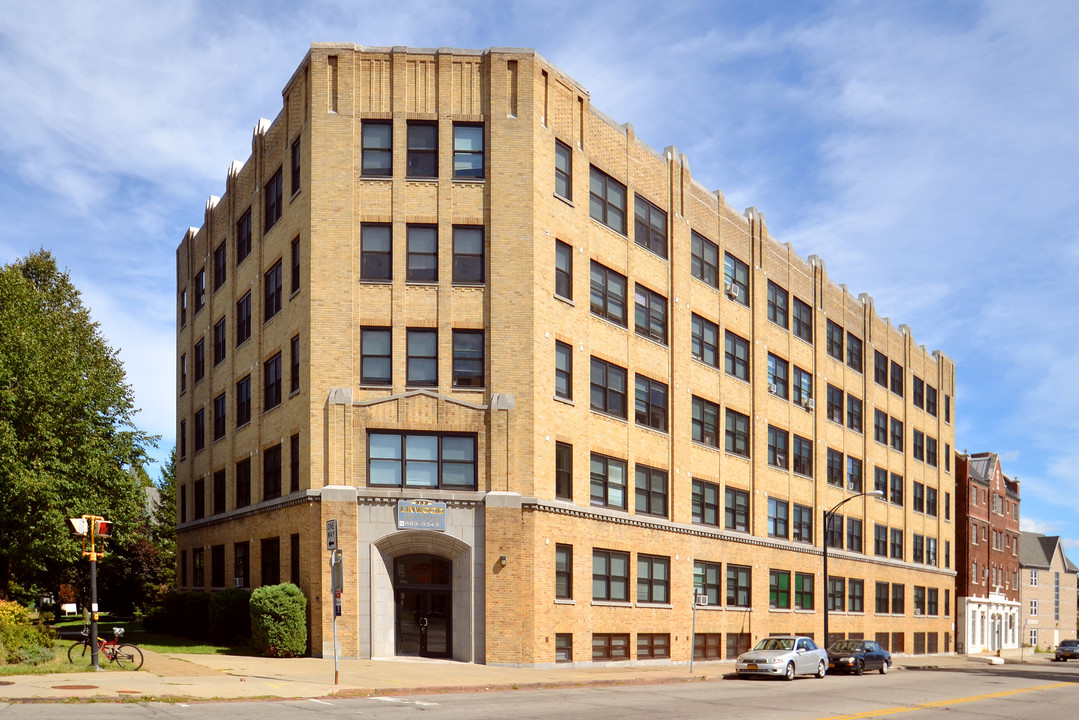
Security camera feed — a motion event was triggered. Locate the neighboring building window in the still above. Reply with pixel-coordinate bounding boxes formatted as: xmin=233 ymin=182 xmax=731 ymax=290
xmin=213 ymin=471 xmax=226 ymax=514
xmin=589 ymin=453 xmax=627 ymax=509
xmin=555 ymin=544 xmax=572 ymax=599
xmin=847 ymin=333 xmax=863 ymax=372
xmin=179 ymin=288 xmax=187 ymax=328
xmin=767 ymin=353 xmax=788 ymax=399
xmin=213 ymin=317 xmax=226 ymax=366
xmin=890 ymin=360 xmax=904 ymax=396
xmin=555 ymin=441 xmax=572 ymax=500
xmin=236 ymin=291 xmax=251 ymax=346
xmin=234 ymin=542 xmax=250 ymax=588
xmin=874 ymin=524 xmax=888 ymax=556
xmin=263 ymin=443 xmax=282 ymax=500
xmin=452 ymin=123 xmax=484 ymax=179
xmin=213 ymin=393 xmax=226 ymax=441
xmin=589 ymin=261 xmax=627 ymax=326
xmin=213 ymin=241 xmax=227 ymax=292
xmin=264 ymin=259 xmax=282 ymax=321
xmin=235 ymin=375 xmax=251 ymax=427
xmin=194 ymin=269 xmax=205 ymax=314
xmin=264 ymin=352 xmax=282 ymax=411
xmin=692 ymin=479 xmax=719 ymax=526
xmin=727 ymin=564 xmax=751 ymax=607
xmin=555 ymin=633 xmax=573 ymax=663
xmin=724 ymin=330 xmax=750 ymax=381
xmin=637 ymin=554 xmax=670 ymax=603
xmin=767 ymin=498 xmax=788 ymax=538
xmin=691 ymin=395 xmax=719 ymax=447
xmin=847 ymin=395 xmax=863 ymax=433
xmin=792 ymin=503 xmax=813 ymax=543
xmin=452 ymin=226 xmax=484 ymax=284
xmin=725 ymin=408 xmax=750 ymax=457
xmin=724 ymin=487 xmax=749 ymax=531
xmin=291 ymin=236 xmax=301 ymax=293
xmin=361 ymin=327 xmax=391 ymax=385
xmin=795 ymin=573 xmax=814 ymax=610
xmin=554 ymin=139 xmax=572 ymax=199
xmin=361 ymin=224 xmax=392 ymax=281
xmin=192 ymin=548 xmax=205 ymax=587
xmin=767 ymin=425 xmax=788 ymax=469
xmin=1030 ymin=599 xmax=1039 ymax=616
xmin=290 ymin=534 xmax=300 ymax=585
xmin=723 ymin=253 xmax=749 ymax=306
xmin=825 ymin=320 xmax=843 ymax=361
xmin=180 ymin=354 xmax=187 ymax=393
xmin=633 ymin=195 xmax=667 ymax=258
xmin=792 ymin=297 xmax=812 ymax=343
xmin=890 ymin=417 xmax=904 ymax=452
xmin=590 ymin=357 xmax=627 ymax=418
xmin=827 ymin=577 xmax=845 ymax=612
xmin=792 ymin=366 xmax=812 ymax=406
xmin=634 ymin=284 xmax=667 ymax=343
xmin=913 ymin=376 xmax=925 ymax=409
xmin=406 ymin=225 xmax=438 ymax=282
xmin=690 ymin=231 xmax=719 ymax=288
xmin=913 ymin=430 xmax=925 ymax=461
xmin=890 ymin=473 xmax=904 ymax=506
xmin=368 ymin=432 xmax=477 ymax=489
xmin=406 ymin=121 xmax=438 ymax=178
xmin=194 ymin=478 xmax=205 ymax=519
xmin=264 ymin=167 xmax=283 ymax=233
xmin=945 ymin=394 xmax=951 ymax=422
xmin=926 ymin=385 xmax=938 ymax=416
xmin=235 ymin=458 xmax=251 ymax=508
xmin=826 ymin=384 xmax=844 ymax=424
xmin=634 ymin=375 xmax=668 ymax=432
xmin=289 ymin=335 xmax=300 ymax=394
xmin=891 ymin=584 xmax=905 ymax=614
xmin=592 ymin=549 xmax=630 ymax=601
xmin=769 ymin=569 xmax=791 ymax=609
xmin=874 ymin=409 xmax=887 ymax=444
xmin=406 ymin=328 xmax=438 ymax=386
xmin=792 ymin=434 xmax=812 ymax=476
xmin=361 ymin=121 xmax=392 ymax=176
xmin=766 ymin=281 xmax=788 ymax=329
xmin=825 ymin=514 xmax=842 ymax=548
xmin=635 ymin=465 xmax=668 ymax=518
xmin=452 ymin=329 xmax=484 ymax=388
xmin=193 ymin=409 xmax=205 ymax=453
xmin=236 ymin=209 xmax=252 ymax=264
xmin=588 ymin=165 xmax=627 ymax=234
xmin=849 ymin=579 xmax=865 ymax=613
xmin=926 ymin=487 xmax=938 ymax=517
xmin=261 ymin=537 xmax=280 ymax=586
xmin=874 ymin=466 xmax=887 ymax=495
xmin=875 ymin=582 xmax=890 ymax=614
xmin=554 ymin=341 xmax=572 ymax=400
xmin=927 ymin=436 xmax=938 ymax=467
xmin=874 ymin=351 xmax=888 ymax=387
xmin=290 ymin=433 xmax=300 ymax=493
xmin=592 ymin=633 xmax=630 ymax=661
xmin=694 ymin=561 xmax=721 ymax=606
xmin=890 ymin=528 xmax=903 ymax=559
xmin=691 ymin=313 xmax=719 ymax=367
xmin=826 ymin=449 xmax=843 ymax=487
xmin=555 ymin=240 xmax=573 ymax=299
xmin=847 ymin=456 xmax=863 ymax=492
xmin=291 ymin=137 xmax=301 ymax=194
xmin=847 ymin=517 xmax=863 ymax=552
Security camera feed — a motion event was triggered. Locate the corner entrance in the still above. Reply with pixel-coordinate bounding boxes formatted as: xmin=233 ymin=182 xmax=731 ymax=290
xmin=394 ymin=554 xmax=451 ymax=658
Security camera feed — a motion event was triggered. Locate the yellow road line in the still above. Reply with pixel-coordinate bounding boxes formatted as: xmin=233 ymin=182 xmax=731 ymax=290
xmin=817 ymin=682 xmax=1079 ymax=719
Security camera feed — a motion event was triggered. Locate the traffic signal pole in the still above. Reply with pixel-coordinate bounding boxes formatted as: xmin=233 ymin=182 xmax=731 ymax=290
xmin=70 ymin=514 xmax=111 ymax=671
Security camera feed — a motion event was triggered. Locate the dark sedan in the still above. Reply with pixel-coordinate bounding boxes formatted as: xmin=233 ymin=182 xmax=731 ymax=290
xmin=1055 ymin=639 xmax=1079 ymax=661
xmin=827 ymin=639 xmax=892 ymax=675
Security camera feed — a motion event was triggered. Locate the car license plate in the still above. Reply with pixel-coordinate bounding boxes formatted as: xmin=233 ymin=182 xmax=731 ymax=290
xmin=748 ymin=664 xmax=758 ymax=670
xmin=829 ymin=662 xmax=836 ymax=668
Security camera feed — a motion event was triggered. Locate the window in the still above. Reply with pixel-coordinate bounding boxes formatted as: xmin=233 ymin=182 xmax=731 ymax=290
xmin=234 ymin=542 xmax=250 ymax=588
xmin=634 ymin=284 xmax=667 ymax=343
xmin=361 ymin=121 xmax=392 ymax=176
xmin=890 ymin=417 xmax=904 ymax=451
xmin=692 ymin=479 xmax=719 ymax=526
xmin=767 ymin=353 xmax=788 ymax=399
xmin=406 ymin=225 xmax=438 ymax=282
xmin=555 ymin=633 xmax=572 ymax=663
xmin=691 ymin=231 xmax=719 ymax=288
xmin=194 ymin=478 xmax=205 ymax=519
xmin=890 ymin=528 xmax=903 ymax=559
xmin=588 ymin=166 xmax=627 ymax=234
xmin=792 ymin=435 xmax=812 ymax=476
xmin=554 ymin=341 xmax=572 ymax=400
xmin=179 ymin=288 xmax=187 ymax=327
xmin=691 ymin=561 xmax=721 ymax=606
xmin=767 ymin=281 xmax=788 ymax=328
xmin=554 ymin=139 xmax=572 ymax=199
xmin=874 ymin=524 xmax=888 ymax=556
xmin=291 ymin=236 xmax=301 ymax=294
xmin=192 ymin=548 xmax=205 ymax=587
xmin=827 ymin=577 xmax=845 ymax=612
xmin=874 ymin=351 xmax=888 ymax=387
xmin=926 ymin=437 xmax=938 ymax=467
xmin=926 ymin=385 xmax=938 ymax=417
xmin=927 ymin=537 xmax=937 ymax=566
xmin=849 ymin=579 xmax=864 ymax=613
xmin=263 ymin=353 xmax=282 ymax=411
xmin=691 ymin=314 xmax=719 ymax=367
xmin=264 ymin=167 xmax=283 ymax=233
xmin=368 ymin=432 xmax=477 ymax=488
xmin=555 ymin=441 xmax=572 ymax=500
xmin=826 ymin=384 xmax=844 ymax=424
xmin=235 ymin=375 xmax=251 ymax=427
xmin=913 ymin=430 xmax=925 ymax=461
xmin=263 ymin=443 xmax=282 ymax=500
xmin=875 ymin=583 xmax=890 ymax=614
xmin=912 ymin=535 xmax=924 ymax=564
xmin=825 ymin=513 xmax=842 ymax=549
xmin=826 ymin=321 xmax=843 ymax=361
xmin=290 ymin=533 xmax=300 ymax=585
xmin=891 ymin=585 xmax=905 ymax=615
xmin=554 ymin=240 xmax=572 ymax=299
xmin=406 ymin=121 xmax=438 ymax=178
xmin=291 ymin=137 xmax=301 ymax=194
xmin=827 ymin=449 xmax=843 ymax=487
xmin=236 ymin=209 xmax=252 ymax=264
xmin=637 ymin=555 xmax=669 ymax=603
xmin=768 ymin=426 xmax=788 ymax=469
xmin=635 ymin=465 xmax=667 ymax=517
xmin=194 ymin=269 xmax=205 ymax=314
xmin=692 ymin=396 xmax=719 ymax=447
xmin=727 ymin=564 xmax=751 ymax=607
xmin=769 ymin=569 xmax=791 ymax=609
xmin=180 ymin=353 xmax=187 ymax=393
xmin=213 ymin=393 xmax=226 ymax=441
xmin=406 ymin=328 xmax=438 ymax=386
xmin=235 ymin=458 xmax=251 ymax=508
xmin=453 ymin=123 xmax=483 ymax=178
xmin=874 ymin=466 xmax=887 ymax=495
xmin=847 ymin=456 xmax=863 ymax=492
xmin=846 ymin=333 xmax=863 ymax=372
xmin=847 ymin=517 xmax=863 ymax=552
xmin=590 ymin=453 xmax=627 ymax=509
xmin=213 ymin=470 xmax=226 ymax=514
xmin=592 ymin=549 xmax=629 ymax=601
xmin=767 ymin=498 xmax=788 ymax=538
xmin=724 ymin=331 xmax=750 ymax=381
xmin=592 ymin=633 xmax=630 ymax=661
xmin=213 ymin=241 xmax=226 ymax=291
xmin=913 ymin=482 xmax=925 ymax=513
xmin=723 ymin=253 xmax=749 ymax=306
xmin=264 ymin=260 xmax=282 ymax=321
xmin=289 ymin=335 xmax=300 ymax=394
xmin=726 ymin=409 xmax=750 ymax=457
xmin=555 ymin=544 xmax=572 ymax=599
xmin=290 ymin=433 xmax=300 ymax=492
xmin=890 ymin=360 xmax=904 ymax=396
xmin=590 ymin=357 xmax=627 ymax=418
xmin=1031 ymin=570 xmax=1039 ymax=587
xmin=795 ymin=572 xmax=814 ymax=610
xmin=634 ymin=195 xmax=667 ymax=258
xmin=452 ymin=226 xmax=484 ymax=284
xmin=589 ymin=261 xmax=627 ymax=325
xmin=361 ymin=328 xmax=392 ymax=385
xmin=890 ymin=473 xmax=904 ymax=506
xmin=847 ymin=395 xmax=863 ymax=433
xmin=261 ymin=537 xmax=280 ymax=586
xmin=236 ymin=292 xmax=251 ymax=346
xmin=926 ymin=487 xmax=938 ymax=517
xmin=634 ymin=375 xmax=668 ymax=432
xmin=209 ymin=320 xmax=226 ymax=368
xmin=193 ymin=409 xmax=205 ymax=453
xmin=792 ymin=503 xmax=813 ymax=543
xmin=792 ymin=297 xmax=812 ymax=343
xmin=725 ymin=487 xmax=749 ymax=531
xmin=913 ymin=376 xmax=924 ymax=409
xmin=874 ymin=409 xmax=887 ymax=444
xmin=452 ymin=330 xmax=484 ymax=388
xmin=361 ymin=224 xmax=392 ymax=281
xmin=792 ymin=366 xmax=812 ymax=406
xmin=945 ymin=394 xmax=951 ymax=422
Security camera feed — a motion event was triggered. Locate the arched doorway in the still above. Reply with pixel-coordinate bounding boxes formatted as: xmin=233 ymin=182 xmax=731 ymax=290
xmin=394 ymin=554 xmax=452 ymax=658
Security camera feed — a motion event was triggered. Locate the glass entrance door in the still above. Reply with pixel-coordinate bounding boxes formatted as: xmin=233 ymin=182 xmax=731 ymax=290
xmin=394 ymin=555 xmax=451 ymax=658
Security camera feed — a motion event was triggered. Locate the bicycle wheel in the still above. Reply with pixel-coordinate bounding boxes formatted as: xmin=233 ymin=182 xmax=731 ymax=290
xmin=113 ymin=644 xmax=144 ymax=671
xmin=67 ymin=641 xmax=93 ymax=667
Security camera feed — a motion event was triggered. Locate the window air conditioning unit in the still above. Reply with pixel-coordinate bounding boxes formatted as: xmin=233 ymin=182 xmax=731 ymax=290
xmin=768 ymin=383 xmax=778 ymax=394
xmin=725 ymin=282 xmax=739 ymax=299
xmin=804 ymin=398 xmax=815 ymax=410
xmin=695 ymin=593 xmax=710 ymax=607
xmin=234 ymin=578 xmax=245 ymax=588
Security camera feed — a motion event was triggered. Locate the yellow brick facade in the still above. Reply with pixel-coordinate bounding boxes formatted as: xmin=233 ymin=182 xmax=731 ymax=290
xmin=176 ymin=44 xmax=958 ymax=666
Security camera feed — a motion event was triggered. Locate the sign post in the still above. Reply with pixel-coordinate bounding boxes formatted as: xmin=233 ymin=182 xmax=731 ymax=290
xmin=327 ymin=520 xmax=341 ymax=685
xmin=69 ymin=515 xmax=111 ymax=671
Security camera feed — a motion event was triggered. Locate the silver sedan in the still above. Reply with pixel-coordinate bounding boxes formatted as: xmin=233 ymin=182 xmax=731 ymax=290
xmin=735 ymin=635 xmax=829 ymax=680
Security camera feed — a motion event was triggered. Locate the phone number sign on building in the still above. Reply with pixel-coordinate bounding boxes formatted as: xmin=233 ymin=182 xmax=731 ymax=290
xmin=396 ymin=499 xmax=448 ymax=531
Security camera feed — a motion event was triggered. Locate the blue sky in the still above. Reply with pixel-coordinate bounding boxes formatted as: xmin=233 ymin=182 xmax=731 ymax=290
xmin=2 ymin=1 xmax=1078 ymax=549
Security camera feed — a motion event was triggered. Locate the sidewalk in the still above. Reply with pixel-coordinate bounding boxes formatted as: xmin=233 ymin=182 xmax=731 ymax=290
xmin=0 ymin=650 xmax=1047 ymax=703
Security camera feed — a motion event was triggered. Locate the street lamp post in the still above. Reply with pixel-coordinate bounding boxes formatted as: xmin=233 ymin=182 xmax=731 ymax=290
xmin=822 ymin=490 xmax=883 ymax=648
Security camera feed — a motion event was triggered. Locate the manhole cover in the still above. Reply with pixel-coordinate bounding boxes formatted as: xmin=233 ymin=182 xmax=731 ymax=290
xmin=52 ymin=684 xmax=98 ymax=690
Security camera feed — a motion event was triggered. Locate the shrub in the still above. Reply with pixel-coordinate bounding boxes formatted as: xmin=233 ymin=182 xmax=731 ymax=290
xmin=0 ymin=600 xmax=56 ymax=666
xmin=209 ymin=588 xmax=251 ymax=643
xmin=184 ymin=592 xmax=212 ymax=640
xmin=142 ymin=605 xmax=172 ymax=634
xmin=249 ymin=583 xmax=307 ymax=657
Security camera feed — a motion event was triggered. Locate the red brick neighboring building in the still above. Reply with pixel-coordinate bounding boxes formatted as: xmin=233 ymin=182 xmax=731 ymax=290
xmin=955 ymin=452 xmax=1021 ymax=653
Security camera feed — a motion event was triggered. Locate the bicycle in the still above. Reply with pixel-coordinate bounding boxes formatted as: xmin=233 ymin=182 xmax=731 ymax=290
xmin=67 ymin=626 xmax=144 ymax=670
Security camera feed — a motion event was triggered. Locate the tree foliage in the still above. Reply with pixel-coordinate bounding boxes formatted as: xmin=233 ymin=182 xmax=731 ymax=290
xmin=0 ymin=249 xmax=155 ymax=599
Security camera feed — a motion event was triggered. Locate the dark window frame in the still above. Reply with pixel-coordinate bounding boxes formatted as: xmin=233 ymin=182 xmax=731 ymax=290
xmin=361 ymin=120 xmax=392 ymax=177
xmin=406 ymin=121 xmax=438 ymax=178
xmin=633 ymin=194 xmax=667 ymax=258
xmin=588 ymin=165 xmax=627 ymax=235
xmin=406 ymin=328 xmax=438 ymax=387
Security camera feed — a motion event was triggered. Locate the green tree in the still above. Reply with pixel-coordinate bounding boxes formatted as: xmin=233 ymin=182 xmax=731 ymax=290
xmin=0 ymin=249 xmax=155 ymax=599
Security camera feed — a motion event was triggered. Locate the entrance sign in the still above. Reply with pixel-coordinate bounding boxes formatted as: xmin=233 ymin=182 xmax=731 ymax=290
xmin=396 ymin=499 xmax=447 ymax=531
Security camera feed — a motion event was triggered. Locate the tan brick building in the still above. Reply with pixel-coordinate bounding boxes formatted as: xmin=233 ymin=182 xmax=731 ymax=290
xmin=1019 ymin=533 xmax=1078 ymax=651
xmin=175 ymin=43 xmax=957 ymax=665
